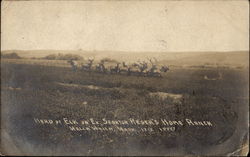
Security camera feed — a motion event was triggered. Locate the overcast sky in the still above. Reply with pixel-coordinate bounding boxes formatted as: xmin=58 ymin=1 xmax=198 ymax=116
xmin=1 ymin=0 xmax=249 ymax=52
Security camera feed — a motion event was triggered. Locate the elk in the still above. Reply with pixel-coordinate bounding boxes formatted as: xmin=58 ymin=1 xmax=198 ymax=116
xmin=67 ymin=59 xmax=78 ymax=71
xmin=147 ymin=58 xmax=157 ymax=72
xmin=160 ymin=65 xmax=170 ymax=72
xmin=130 ymin=60 xmax=148 ymax=76
xmin=81 ymin=58 xmax=94 ymax=71
xmin=146 ymin=58 xmax=162 ymax=77
xmin=95 ymin=61 xmax=107 ymax=73
xmin=109 ymin=63 xmax=120 ymax=74
xmin=127 ymin=63 xmax=141 ymax=76
xmin=119 ymin=62 xmax=129 ymax=75
xmin=137 ymin=60 xmax=148 ymax=76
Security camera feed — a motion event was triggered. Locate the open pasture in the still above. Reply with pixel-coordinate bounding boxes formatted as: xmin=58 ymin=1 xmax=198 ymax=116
xmin=1 ymin=60 xmax=248 ymax=156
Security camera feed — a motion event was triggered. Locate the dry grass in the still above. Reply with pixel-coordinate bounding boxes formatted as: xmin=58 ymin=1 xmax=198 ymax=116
xmin=1 ymin=61 xmax=248 ymax=156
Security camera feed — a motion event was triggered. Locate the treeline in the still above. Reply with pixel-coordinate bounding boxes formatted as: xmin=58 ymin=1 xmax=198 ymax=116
xmin=1 ymin=52 xmax=84 ymax=60
xmin=1 ymin=53 xmax=22 ymax=59
xmin=43 ymin=53 xmax=83 ymax=60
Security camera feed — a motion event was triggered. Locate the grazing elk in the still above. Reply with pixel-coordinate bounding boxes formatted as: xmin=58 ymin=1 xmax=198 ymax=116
xmin=82 ymin=58 xmax=94 ymax=71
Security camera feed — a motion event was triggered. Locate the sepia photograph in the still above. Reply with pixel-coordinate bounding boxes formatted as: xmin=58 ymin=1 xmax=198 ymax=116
xmin=1 ymin=0 xmax=249 ymax=156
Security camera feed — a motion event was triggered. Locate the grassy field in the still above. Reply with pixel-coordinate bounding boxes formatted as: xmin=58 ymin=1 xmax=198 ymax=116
xmin=1 ymin=59 xmax=249 ymax=155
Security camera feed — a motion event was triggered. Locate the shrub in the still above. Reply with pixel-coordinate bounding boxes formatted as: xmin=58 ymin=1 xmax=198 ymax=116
xmin=43 ymin=53 xmax=83 ymax=60
xmin=1 ymin=53 xmax=21 ymax=59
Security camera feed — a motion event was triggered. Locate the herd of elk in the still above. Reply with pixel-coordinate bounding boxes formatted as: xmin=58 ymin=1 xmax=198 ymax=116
xmin=67 ymin=57 xmax=169 ymax=77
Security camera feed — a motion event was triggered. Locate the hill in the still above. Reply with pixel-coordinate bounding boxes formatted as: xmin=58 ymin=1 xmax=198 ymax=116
xmin=1 ymin=52 xmax=22 ymax=59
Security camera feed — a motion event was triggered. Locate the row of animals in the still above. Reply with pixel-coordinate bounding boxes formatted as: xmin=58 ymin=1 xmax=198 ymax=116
xmin=67 ymin=58 xmax=170 ymax=77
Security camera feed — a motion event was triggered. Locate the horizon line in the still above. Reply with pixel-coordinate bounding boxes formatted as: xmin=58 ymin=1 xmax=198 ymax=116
xmin=1 ymin=49 xmax=249 ymax=53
